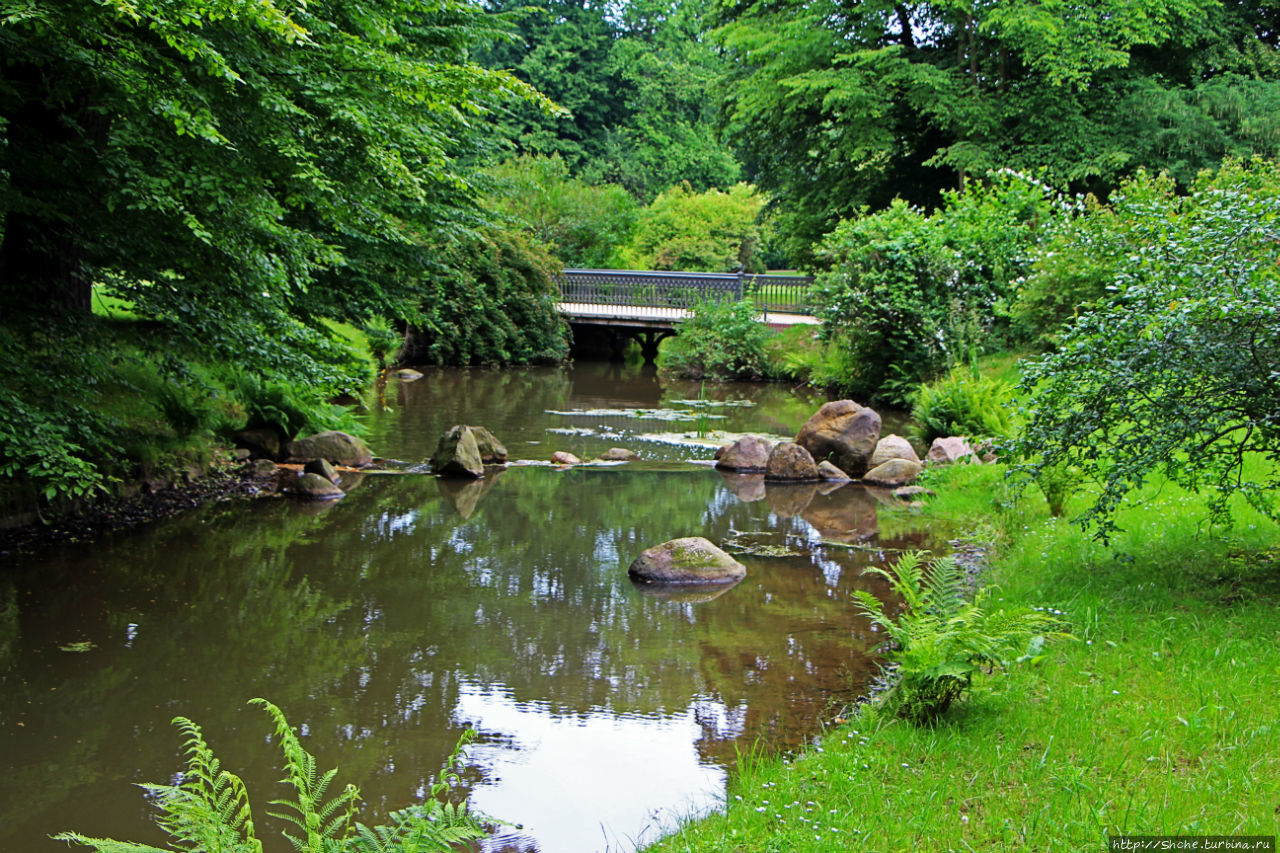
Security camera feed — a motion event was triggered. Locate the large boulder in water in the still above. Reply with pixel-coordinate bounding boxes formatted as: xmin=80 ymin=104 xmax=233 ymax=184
xmin=765 ymin=441 xmax=820 ymax=481
xmin=285 ymin=431 xmax=373 ymax=468
xmin=715 ymin=435 xmax=773 ymax=472
xmin=430 ymin=426 xmax=485 ymax=478
xmin=628 ymin=537 xmax=747 ymax=585
xmin=795 ymin=400 xmax=882 ymax=478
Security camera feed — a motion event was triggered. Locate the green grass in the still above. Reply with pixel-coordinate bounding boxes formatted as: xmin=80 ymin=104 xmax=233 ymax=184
xmin=645 ymin=463 xmax=1280 ymax=851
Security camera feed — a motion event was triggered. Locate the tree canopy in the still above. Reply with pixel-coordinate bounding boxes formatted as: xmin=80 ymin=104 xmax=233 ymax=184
xmin=0 ymin=0 xmax=550 ymax=384
xmin=715 ymin=0 xmax=1280 ymax=256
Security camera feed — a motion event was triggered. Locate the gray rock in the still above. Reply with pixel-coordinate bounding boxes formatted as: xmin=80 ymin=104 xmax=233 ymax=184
xmin=551 ymin=451 xmax=582 ymax=465
xmin=628 ymin=537 xmax=747 ymax=585
xmin=818 ymin=460 xmax=851 ymax=480
xmin=870 ymin=434 xmax=920 ymax=467
xmin=430 ymin=426 xmax=485 ymax=478
xmin=765 ymin=441 xmax=820 ymax=481
xmin=925 ymin=436 xmax=976 ymax=465
xmin=598 ymin=447 xmax=639 ymax=462
xmin=283 ymin=472 xmax=345 ymax=501
xmin=303 ymin=458 xmax=341 ymax=485
xmin=862 ymin=458 xmax=924 ymax=487
xmin=285 ymin=431 xmax=374 ymax=468
xmin=233 ymin=448 xmax=252 ymax=462
xmin=795 ymin=400 xmax=882 ymax=477
xmin=715 ymin=435 xmax=773 ymax=472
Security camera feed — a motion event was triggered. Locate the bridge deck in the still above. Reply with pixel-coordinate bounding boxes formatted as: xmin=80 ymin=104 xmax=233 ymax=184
xmin=557 ymin=302 xmax=820 ymax=329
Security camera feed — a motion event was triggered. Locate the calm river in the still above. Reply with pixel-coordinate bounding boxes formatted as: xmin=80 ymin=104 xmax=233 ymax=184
xmin=0 ymin=362 xmax=934 ymax=853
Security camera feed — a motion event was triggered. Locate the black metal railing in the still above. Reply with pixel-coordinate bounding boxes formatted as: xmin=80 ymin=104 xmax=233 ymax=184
xmin=558 ymin=268 xmax=815 ymax=316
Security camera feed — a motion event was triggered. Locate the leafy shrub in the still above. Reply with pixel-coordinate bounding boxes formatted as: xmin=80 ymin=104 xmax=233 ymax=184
xmin=853 ymin=552 xmax=1068 ymax=724
xmin=486 ymin=154 xmax=639 ymax=268
xmin=911 ymin=367 xmax=1013 ymax=444
xmin=618 ymin=182 xmax=767 ymax=272
xmin=659 ymin=299 xmax=771 ymax=380
xmin=223 ymin=371 xmax=365 ymax=441
xmin=1009 ymin=173 xmax=1178 ymax=349
xmin=56 ymin=699 xmax=489 ymax=853
xmin=1015 ymin=158 xmax=1280 ymax=538
xmin=814 ymin=171 xmax=1062 ymax=399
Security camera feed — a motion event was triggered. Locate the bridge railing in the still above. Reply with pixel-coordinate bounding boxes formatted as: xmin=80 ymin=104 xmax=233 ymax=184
xmin=558 ymin=269 xmax=816 ymax=316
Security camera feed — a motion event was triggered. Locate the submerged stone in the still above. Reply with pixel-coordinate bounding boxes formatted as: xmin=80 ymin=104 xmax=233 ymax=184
xmin=628 ymin=537 xmax=747 ymax=585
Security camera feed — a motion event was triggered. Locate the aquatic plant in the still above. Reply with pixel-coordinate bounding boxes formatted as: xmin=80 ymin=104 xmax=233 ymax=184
xmin=55 ymin=699 xmax=489 ymax=853
xmin=853 ymin=552 xmax=1068 ymax=723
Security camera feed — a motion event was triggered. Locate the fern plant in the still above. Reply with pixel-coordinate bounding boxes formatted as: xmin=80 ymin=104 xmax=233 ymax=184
xmin=55 ymin=700 xmax=489 ymax=853
xmin=853 ymin=552 xmax=1068 ymax=723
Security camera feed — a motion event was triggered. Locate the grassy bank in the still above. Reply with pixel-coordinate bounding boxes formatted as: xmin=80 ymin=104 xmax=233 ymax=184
xmin=647 ymin=462 xmax=1280 ymax=851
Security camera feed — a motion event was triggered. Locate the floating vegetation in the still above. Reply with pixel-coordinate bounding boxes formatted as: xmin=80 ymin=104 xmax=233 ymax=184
xmin=667 ymin=399 xmax=756 ymax=408
xmin=546 ymin=408 xmax=726 ymax=423
xmin=59 ymin=641 xmax=95 ymax=653
xmin=721 ymin=531 xmax=810 ymax=558
xmin=546 ymin=426 xmax=600 ymax=436
xmin=634 ymin=430 xmax=790 ymax=449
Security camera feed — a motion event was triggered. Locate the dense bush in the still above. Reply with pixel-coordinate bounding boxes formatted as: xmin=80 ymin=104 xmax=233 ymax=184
xmin=486 ymin=154 xmax=638 ymax=268
xmin=814 ymin=172 xmax=1062 ymax=399
xmin=402 ymin=226 xmax=570 ymax=366
xmin=659 ymin=299 xmax=771 ymax=380
xmin=1009 ymin=173 xmax=1179 ymax=349
xmin=618 ymin=183 xmax=767 ymax=272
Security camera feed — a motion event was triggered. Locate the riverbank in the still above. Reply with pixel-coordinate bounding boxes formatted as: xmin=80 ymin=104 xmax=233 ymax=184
xmin=644 ymin=462 xmax=1280 ymax=851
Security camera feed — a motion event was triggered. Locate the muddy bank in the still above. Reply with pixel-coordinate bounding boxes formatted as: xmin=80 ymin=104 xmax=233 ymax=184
xmin=0 ymin=464 xmax=277 ymax=561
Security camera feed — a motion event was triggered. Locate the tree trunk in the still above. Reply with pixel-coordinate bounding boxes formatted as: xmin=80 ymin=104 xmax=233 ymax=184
xmin=0 ymin=61 xmax=102 ymax=316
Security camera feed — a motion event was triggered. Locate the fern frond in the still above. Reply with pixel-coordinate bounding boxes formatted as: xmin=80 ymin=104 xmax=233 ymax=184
xmin=251 ymin=698 xmax=360 ymax=853
xmin=50 ymin=833 xmax=172 ymax=853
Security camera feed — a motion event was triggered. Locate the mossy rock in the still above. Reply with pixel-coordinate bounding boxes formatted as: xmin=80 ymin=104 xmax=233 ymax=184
xmin=285 ymin=431 xmax=373 ymax=468
xmin=628 ymin=537 xmax=747 ymax=585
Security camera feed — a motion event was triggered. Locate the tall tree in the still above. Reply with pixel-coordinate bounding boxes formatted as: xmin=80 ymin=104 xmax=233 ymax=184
xmin=479 ymin=0 xmax=740 ymax=199
xmin=715 ymin=0 xmax=1280 ymax=256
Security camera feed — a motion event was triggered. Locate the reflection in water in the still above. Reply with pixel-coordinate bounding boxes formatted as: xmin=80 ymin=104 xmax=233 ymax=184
xmin=0 ymin=362 xmax=930 ymax=853
xmin=457 ymin=682 xmax=727 ymax=853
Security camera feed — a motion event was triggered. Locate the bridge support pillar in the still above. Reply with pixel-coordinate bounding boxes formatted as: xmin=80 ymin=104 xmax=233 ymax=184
xmin=636 ymin=330 xmax=669 ymax=365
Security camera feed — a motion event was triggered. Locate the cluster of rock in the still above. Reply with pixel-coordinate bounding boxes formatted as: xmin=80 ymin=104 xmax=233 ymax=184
xmin=429 ymin=425 xmax=509 ymax=478
xmin=230 ymin=428 xmax=376 ymax=502
xmin=713 ymin=399 xmax=983 ymax=488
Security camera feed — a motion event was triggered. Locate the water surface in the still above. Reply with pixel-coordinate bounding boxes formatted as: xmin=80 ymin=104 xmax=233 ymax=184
xmin=0 ymin=363 xmax=929 ymax=852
